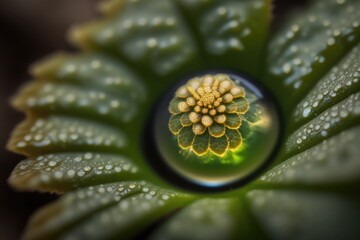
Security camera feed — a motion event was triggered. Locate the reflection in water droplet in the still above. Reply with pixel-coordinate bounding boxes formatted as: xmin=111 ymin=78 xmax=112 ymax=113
xmin=147 ymin=71 xmax=281 ymax=191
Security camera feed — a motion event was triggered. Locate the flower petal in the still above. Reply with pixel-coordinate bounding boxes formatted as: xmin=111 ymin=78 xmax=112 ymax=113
xmin=192 ymin=130 xmax=210 ymax=155
xmin=178 ymin=126 xmax=195 ymax=148
xmin=209 ymin=123 xmax=226 ymax=138
xmin=225 ymin=113 xmax=242 ymax=129
xmin=243 ymin=104 xmax=262 ymax=123
xmin=180 ymin=112 xmax=192 ymax=126
xmin=209 ymin=134 xmax=229 ymax=156
xmin=227 ymin=97 xmax=250 ymax=114
xmin=226 ymin=129 xmax=242 ymax=150
xmin=169 ymin=114 xmax=183 ymax=134
xmin=13 ymin=81 xmax=137 ymax=125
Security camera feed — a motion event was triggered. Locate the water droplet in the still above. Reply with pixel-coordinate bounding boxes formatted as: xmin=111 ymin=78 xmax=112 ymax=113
xmin=147 ymin=72 xmax=281 ymax=191
xmin=303 ymin=107 xmax=312 ymax=117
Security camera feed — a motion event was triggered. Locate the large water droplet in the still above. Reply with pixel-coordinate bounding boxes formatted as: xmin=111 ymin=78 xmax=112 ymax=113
xmin=146 ymin=71 xmax=281 ymax=191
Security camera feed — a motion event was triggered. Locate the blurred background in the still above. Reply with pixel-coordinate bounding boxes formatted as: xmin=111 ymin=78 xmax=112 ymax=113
xmin=0 ymin=1 xmax=97 ymax=239
xmin=0 ymin=0 xmax=306 ymax=239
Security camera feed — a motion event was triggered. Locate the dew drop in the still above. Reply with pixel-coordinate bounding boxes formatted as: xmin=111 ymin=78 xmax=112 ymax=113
xmin=146 ymin=71 xmax=281 ymax=191
xmin=303 ymin=107 xmax=312 ymax=117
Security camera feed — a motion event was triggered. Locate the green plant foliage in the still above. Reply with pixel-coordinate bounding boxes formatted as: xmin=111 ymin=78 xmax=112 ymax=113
xmin=265 ymin=0 xmax=360 ymax=112
xmin=7 ymin=0 xmax=360 ymax=239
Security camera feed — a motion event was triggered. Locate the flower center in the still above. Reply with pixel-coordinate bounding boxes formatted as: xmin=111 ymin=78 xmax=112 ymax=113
xmin=169 ymin=74 xmax=249 ymax=156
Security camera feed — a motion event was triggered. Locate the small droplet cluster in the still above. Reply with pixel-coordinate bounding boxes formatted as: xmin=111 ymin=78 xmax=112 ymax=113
xmin=11 ymin=116 xmax=126 ymax=155
xmin=286 ymin=92 xmax=360 ymax=154
xmin=27 ymin=182 xmax=144 ymax=239
xmin=294 ymin=45 xmax=360 ymax=122
xmin=33 ymin=53 xmax=145 ymax=101
xmin=260 ymin=126 xmax=360 ymax=184
xmin=201 ymin=2 xmax=257 ymax=54
xmin=169 ymin=74 xmax=249 ymax=156
xmin=10 ymin=153 xmax=139 ymax=192
xmin=72 ymin=0 xmax=196 ymax=76
xmin=25 ymin=181 xmax=187 ymax=240
xmin=269 ymin=0 xmax=360 ymax=89
xmin=179 ymin=0 xmax=264 ymax=56
xmin=58 ymin=182 xmax=183 ymax=240
xmin=14 ymin=82 xmax=135 ymax=123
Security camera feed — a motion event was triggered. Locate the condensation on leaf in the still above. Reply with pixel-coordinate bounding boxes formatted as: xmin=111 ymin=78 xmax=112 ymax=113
xmin=23 ymin=181 xmax=191 ymax=240
xmin=6 ymin=0 xmax=360 ymax=239
xmin=70 ymin=0 xmax=200 ymax=77
xmin=293 ymin=43 xmax=360 ymax=126
xmin=176 ymin=0 xmax=270 ymax=77
xmin=260 ymin=126 xmax=360 ymax=186
xmin=59 ymin=184 xmax=190 ymax=240
xmin=8 ymin=116 xmax=127 ymax=156
xmin=13 ymin=82 xmax=136 ymax=124
xmin=32 ymin=52 xmax=146 ymax=101
xmin=9 ymin=153 xmax=140 ymax=193
xmin=267 ymin=0 xmax=360 ymax=107
xmin=286 ymin=92 xmax=360 ymax=156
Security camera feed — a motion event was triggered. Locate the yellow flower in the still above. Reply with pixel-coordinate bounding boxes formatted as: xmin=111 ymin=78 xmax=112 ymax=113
xmin=169 ymin=74 xmax=249 ymax=156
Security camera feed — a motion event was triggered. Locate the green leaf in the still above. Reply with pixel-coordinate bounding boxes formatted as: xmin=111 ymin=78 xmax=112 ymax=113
xmin=169 ymin=97 xmax=182 ymax=115
xmin=8 ymin=116 xmax=126 ymax=157
xmin=266 ymin=0 xmax=360 ymax=111
xmin=175 ymin=0 xmax=271 ymax=77
xmin=247 ymin=190 xmax=360 ymax=240
xmin=9 ymin=153 xmax=140 ymax=193
xmin=12 ymin=81 xmax=136 ymax=125
xmin=243 ymin=103 xmax=262 ymax=123
xmin=285 ymin=92 xmax=360 ymax=157
xmin=150 ymin=198 xmax=259 ymax=240
xmin=239 ymin=119 xmax=252 ymax=138
xmin=70 ymin=0 xmax=201 ymax=78
xmin=23 ymin=182 xmax=192 ymax=240
xmin=60 ymin=185 xmax=191 ymax=240
xmin=292 ymin=43 xmax=360 ymax=128
xmin=6 ymin=0 xmax=360 ymax=239
xmin=31 ymin=52 xmax=146 ymax=101
xmin=259 ymin=126 xmax=360 ymax=187
xmin=227 ymin=98 xmax=250 ymax=114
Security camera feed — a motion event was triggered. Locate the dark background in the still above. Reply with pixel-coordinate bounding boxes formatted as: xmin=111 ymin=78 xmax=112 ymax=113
xmin=0 ymin=0 xmax=307 ymax=239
